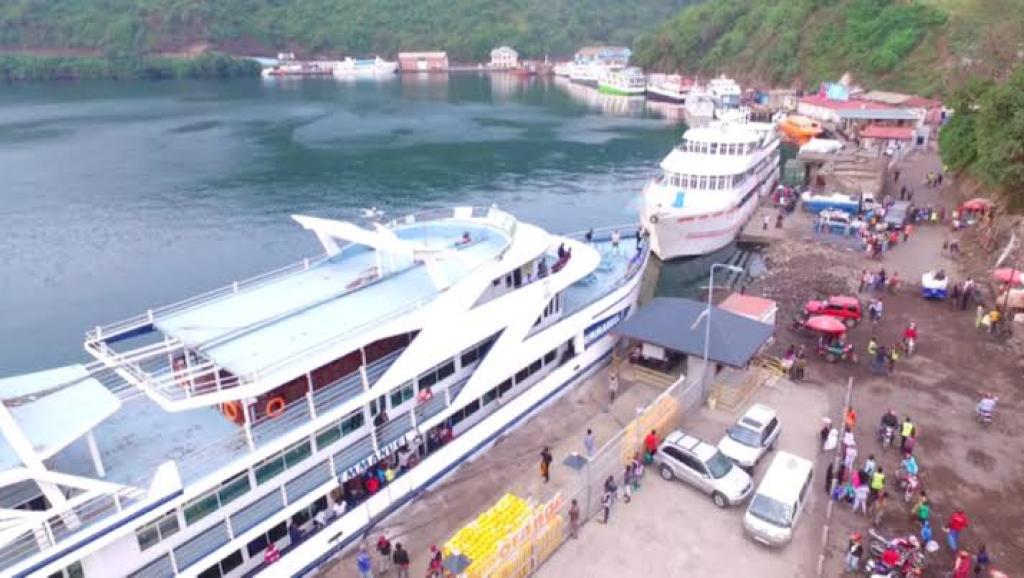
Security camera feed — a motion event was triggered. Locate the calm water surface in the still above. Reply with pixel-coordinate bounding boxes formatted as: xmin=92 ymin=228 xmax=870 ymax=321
xmin=0 ymin=74 xmax=687 ymax=373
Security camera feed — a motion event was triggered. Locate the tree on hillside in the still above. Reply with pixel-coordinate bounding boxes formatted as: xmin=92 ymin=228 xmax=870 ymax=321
xmin=973 ymin=69 xmax=1024 ymax=203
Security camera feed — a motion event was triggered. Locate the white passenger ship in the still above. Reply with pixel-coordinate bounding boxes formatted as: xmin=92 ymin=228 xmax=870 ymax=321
xmin=332 ymin=57 xmax=398 ymax=77
xmin=0 ymin=207 xmax=647 ymax=578
xmin=642 ymin=120 xmax=781 ymax=259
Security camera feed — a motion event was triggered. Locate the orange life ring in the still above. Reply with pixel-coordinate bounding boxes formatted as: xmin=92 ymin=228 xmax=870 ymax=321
xmin=221 ymin=401 xmax=242 ymax=423
xmin=266 ymin=397 xmax=286 ymax=418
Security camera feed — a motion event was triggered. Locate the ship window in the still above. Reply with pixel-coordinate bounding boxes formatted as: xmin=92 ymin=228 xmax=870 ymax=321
xmin=544 ymin=350 xmax=557 ymax=365
xmin=418 ymin=370 xmax=438 ymax=390
xmin=218 ymin=472 xmax=251 ymax=507
xmin=341 ymin=411 xmax=365 ymax=434
xmin=255 ymin=455 xmax=286 ymax=485
xmin=529 ymin=359 xmax=542 ymax=374
xmin=460 ymin=348 xmax=478 ymax=366
xmin=47 ymin=562 xmax=84 ymax=578
xmin=316 ymin=424 xmax=342 ymax=450
xmin=709 ymin=142 xmax=719 ymax=154
xmin=283 ymin=440 xmax=312 ymax=468
xmin=183 ymin=491 xmax=219 ymax=525
xmin=515 ymin=367 xmax=530 ymax=383
xmin=437 ymin=361 xmax=455 ymax=381
xmin=389 ymin=382 xmax=415 ymax=408
xmin=135 ymin=510 xmax=180 ymax=551
xmin=220 ymin=550 xmax=243 ymax=574
xmin=497 ymin=379 xmax=513 ymax=396
xmin=483 ymin=388 xmax=499 ymax=405
xmin=464 ymin=399 xmax=481 ymax=417
xmin=698 ymin=176 xmax=708 ymax=189
xmin=247 ymin=534 xmax=268 ymax=558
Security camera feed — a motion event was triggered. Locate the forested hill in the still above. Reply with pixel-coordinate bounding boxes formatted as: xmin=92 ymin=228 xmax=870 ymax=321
xmin=632 ymin=0 xmax=1024 ymax=96
xmin=0 ymin=0 xmax=690 ymax=60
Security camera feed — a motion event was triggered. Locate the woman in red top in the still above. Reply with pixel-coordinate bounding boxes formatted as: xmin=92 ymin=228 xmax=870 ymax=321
xmin=643 ymin=430 xmax=658 ymax=462
xmin=366 ymin=473 xmax=380 ymax=494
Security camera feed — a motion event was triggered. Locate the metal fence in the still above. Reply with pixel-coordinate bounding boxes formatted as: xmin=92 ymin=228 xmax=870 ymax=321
xmin=469 ymin=370 xmax=705 ymax=578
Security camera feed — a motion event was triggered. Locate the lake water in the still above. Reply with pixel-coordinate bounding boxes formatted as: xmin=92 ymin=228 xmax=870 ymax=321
xmin=0 ymin=74 xmax=699 ymax=373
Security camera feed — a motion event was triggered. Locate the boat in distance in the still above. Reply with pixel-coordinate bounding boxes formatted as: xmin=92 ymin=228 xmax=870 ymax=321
xmin=0 ymin=206 xmax=648 ymax=578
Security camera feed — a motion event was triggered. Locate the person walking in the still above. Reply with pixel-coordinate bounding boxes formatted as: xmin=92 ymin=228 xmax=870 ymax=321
xmin=569 ymin=499 xmax=581 ymax=539
xmin=900 ymin=417 xmax=916 ymax=453
xmin=376 ymin=535 xmax=392 ymax=575
xmin=946 ymin=509 xmax=970 ymax=551
xmin=846 ymin=532 xmax=864 ymax=572
xmin=540 ymin=447 xmax=553 ymax=483
xmin=844 ymin=407 xmax=857 ymax=431
xmin=863 ymin=454 xmax=877 ymax=476
xmin=824 ymin=462 xmax=835 ymax=494
xmin=888 ymin=345 xmax=900 ymax=373
xmin=913 ymin=492 xmax=930 ymax=525
xmin=762 ymin=214 xmax=770 ymax=230
xmin=392 ymin=543 xmax=410 ymax=578
xmin=611 ymin=229 xmax=622 ymax=255
xmin=608 ymin=372 xmax=619 ymax=402
xmin=601 ymin=489 xmax=613 ymax=524
xmin=869 ymin=467 xmax=885 ymax=503
xmin=643 ymin=430 xmax=659 ymax=463
xmin=843 ymin=442 xmax=858 ymax=472
xmin=973 ymin=544 xmax=990 ymax=577
xmin=622 ymin=465 xmax=633 ymax=503
xmin=852 ymin=482 xmax=869 ymax=515
xmin=356 ymin=545 xmax=374 ymax=578
xmin=584 ymin=429 xmax=596 ymax=458
xmin=872 ymin=491 xmax=889 ymax=526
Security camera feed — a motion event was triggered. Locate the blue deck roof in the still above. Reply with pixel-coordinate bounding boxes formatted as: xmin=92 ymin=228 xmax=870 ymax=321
xmin=154 ymin=222 xmax=509 ymax=377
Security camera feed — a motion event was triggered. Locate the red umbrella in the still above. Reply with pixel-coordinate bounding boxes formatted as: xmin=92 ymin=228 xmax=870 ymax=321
xmin=961 ymin=198 xmax=991 ymax=211
xmin=993 ymin=268 xmax=1024 ymax=285
xmin=805 ymin=315 xmax=847 ymax=335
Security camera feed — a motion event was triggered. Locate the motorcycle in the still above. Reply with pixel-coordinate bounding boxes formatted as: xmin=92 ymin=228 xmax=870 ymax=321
xmin=976 ymin=395 xmax=998 ymax=426
xmin=897 ymin=472 xmax=920 ymax=503
xmin=877 ymin=424 xmax=896 ymax=449
xmin=822 ymin=342 xmax=858 ymax=364
xmin=867 ymin=530 xmax=924 ymax=576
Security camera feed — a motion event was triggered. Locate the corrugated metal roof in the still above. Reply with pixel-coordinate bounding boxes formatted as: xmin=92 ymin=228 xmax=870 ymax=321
xmin=611 ymin=297 xmax=773 ymax=368
xmin=860 ymin=124 xmax=916 ymax=139
xmin=836 ymin=108 xmax=920 ymax=120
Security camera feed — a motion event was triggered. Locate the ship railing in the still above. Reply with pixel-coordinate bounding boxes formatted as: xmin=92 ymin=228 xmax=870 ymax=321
xmin=0 ymin=486 xmax=147 ymax=573
xmin=85 ymin=254 xmax=331 ymax=344
xmin=382 ymin=205 xmax=518 ymax=239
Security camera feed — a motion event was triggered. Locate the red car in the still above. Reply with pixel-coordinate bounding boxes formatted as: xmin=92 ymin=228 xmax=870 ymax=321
xmin=804 ymin=295 xmax=862 ymax=327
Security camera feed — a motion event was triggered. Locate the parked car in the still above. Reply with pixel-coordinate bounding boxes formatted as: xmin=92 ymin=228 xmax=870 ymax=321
xmin=654 ymin=430 xmax=753 ymax=507
xmin=804 ymin=295 xmax=861 ymax=327
xmin=717 ymin=404 xmax=781 ymax=471
xmin=743 ymin=451 xmax=814 ymax=547
xmin=818 ymin=209 xmax=864 ymax=234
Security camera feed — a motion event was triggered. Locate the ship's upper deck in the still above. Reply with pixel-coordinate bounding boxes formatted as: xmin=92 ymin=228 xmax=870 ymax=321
xmin=85 ymin=207 xmax=517 ymax=409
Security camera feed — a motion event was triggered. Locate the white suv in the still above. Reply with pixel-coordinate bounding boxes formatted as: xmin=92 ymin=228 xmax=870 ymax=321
xmin=654 ymin=430 xmax=753 ymax=507
xmin=717 ymin=404 xmax=781 ymax=472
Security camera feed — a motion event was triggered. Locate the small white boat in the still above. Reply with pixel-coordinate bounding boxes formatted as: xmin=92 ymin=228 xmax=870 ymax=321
xmin=333 ymin=56 xmax=398 ymax=76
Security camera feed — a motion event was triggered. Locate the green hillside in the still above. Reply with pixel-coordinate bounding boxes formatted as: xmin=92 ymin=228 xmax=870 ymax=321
xmin=0 ymin=0 xmax=690 ymax=61
xmin=632 ymin=0 xmax=1024 ymax=96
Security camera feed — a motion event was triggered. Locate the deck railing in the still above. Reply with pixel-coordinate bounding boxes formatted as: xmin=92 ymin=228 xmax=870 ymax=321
xmin=0 ymin=486 xmax=147 ymax=574
xmin=86 ymin=206 xmax=519 ymax=405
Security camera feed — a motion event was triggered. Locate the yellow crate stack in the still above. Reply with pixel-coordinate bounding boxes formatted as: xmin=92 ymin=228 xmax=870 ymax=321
xmin=443 ymin=493 xmax=531 ymax=573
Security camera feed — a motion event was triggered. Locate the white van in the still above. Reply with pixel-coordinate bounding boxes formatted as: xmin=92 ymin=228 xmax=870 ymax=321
xmin=742 ymin=451 xmax=813 ymax=547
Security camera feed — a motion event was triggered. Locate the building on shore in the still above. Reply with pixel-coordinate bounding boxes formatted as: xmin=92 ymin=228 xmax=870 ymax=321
xmin=398 ymin=51 xmax=449 ymax=72
xmin=489 ymin=46 xmax=519 ymax=69
xmin=573 ymin=46 xmax=631 ymax=67
xmin=857 ymin=124 xmax=919 ymax=155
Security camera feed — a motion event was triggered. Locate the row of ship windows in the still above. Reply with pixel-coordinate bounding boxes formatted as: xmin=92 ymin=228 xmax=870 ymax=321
xmin=679 ymin=139 xmax=757 ymax=156
xmin=663 ymin=154 xmax=776 ymax=191
xmin=134 ymin=334 xmax=501 ymax=552
xmin=131 ymin=337 xmax=571 ymax=577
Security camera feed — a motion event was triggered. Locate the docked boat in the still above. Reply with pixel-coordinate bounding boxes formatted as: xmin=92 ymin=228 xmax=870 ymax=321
xmin=568 ymin=63 xmax=606 ymax=88
xmin=708 ymin=75 xmax=742 ymax=109
xmin=777 ymin=114 xmax=824 ymax=145
xmin=0 ymin=207 xmax=648 ymax=578
xmin=646 ymin=74 xmax=692 ymax=104
xmin=333 ymin=56 xmax=398 ymax=77
xmin=261 ymin=60 xmax=335 ymax=78
xmin=642 ymin=118 xmax=781 ymax=259
xmin=598 ymin=67 xmax=646 ymax=97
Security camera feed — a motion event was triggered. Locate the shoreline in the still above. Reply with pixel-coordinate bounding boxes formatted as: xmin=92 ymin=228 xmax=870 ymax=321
xmin=0 ymin=52 xmax=262 ymax=83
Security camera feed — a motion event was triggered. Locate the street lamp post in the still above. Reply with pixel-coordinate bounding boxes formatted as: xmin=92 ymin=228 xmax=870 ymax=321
xmin=698 ymin=263 xmax=744 ymax=399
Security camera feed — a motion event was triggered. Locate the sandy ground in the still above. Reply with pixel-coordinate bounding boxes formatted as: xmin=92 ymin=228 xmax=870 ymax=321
xmin=535 ymin=377 xmax=833 ymax=578
xmin=319 ymin=364 xmax=666 ymax=578
xmin=750 ymin=145 xmax=1024 ymax=577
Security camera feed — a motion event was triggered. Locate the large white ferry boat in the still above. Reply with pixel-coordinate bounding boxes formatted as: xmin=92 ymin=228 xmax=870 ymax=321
xmin=642 ymin=120 xmax=781 ymax=259
xmin=0 ymin=207 xmax=647 ymax=578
